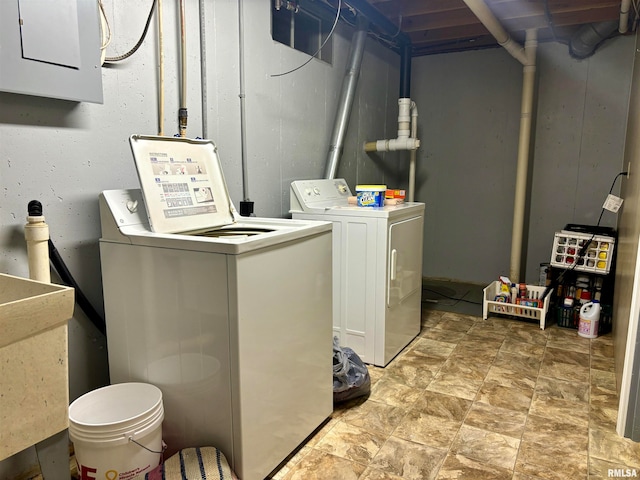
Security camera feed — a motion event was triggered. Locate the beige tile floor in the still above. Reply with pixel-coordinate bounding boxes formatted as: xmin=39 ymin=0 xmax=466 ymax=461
xmin=268 ymin=309 xmax=640 ymax=480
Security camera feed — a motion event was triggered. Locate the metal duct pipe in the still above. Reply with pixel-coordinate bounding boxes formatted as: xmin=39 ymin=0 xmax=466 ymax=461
xmin=324 ymin=18 xmax=368 ymax=179
xmin=569 ymin=21 xmax=619 ymax=59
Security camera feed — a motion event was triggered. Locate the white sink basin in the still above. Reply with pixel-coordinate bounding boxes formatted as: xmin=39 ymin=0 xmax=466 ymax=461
xmin=0 ymin=273 xmax=74 ymax=460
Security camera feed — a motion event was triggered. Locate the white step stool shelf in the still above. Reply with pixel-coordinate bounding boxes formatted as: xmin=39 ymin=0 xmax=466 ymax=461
xmin=482 ymin=281 xmax=551 ymax=329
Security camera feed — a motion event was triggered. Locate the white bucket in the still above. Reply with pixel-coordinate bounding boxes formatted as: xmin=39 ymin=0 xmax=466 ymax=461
xmin=69 ymin=383 xmax=164 ymax=480
xmin=578 ymin=301 xmax=601 ymax=339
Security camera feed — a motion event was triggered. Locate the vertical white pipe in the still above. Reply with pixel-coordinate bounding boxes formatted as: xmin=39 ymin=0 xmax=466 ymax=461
xmin=179 ymin=0 xmax=187 ymax=108
xmin=25 ymin=214 xmax=50 ymax=283
xmin=238 ymin=0 xmax=249 ymax=200
xmin=157 ymin=0 xmax=164 ymax=136
xmin=199 ymin=0 xmax=208 ymax=138
xmin=178 ymin=0 xmax=187 ymax=137
xmin=620 ymin=0 xmax=632 ymax=33
xmin=408 ymin=102 xmax=418 ymax=202
xmin=509 ymin=29 xmax=537 ymax=282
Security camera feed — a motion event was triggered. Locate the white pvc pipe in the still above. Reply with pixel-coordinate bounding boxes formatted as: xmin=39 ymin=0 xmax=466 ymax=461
xmin=25 ymin=214 xmax=50 ymax=283
xmin=157 ymin=0 xmax=164 ymax=136
xmin=464 ymin=0 xmax=539 ymax=281
xmin=408 ymin=102 xmax=418 ymax=202
xmin=364 ymin=98 xmax=420 ymax=152
xmin=462 ymin=0 xmax=528 ymax=66
xmin=178 ymin=0 xmax=187 ymax=137
xmin=620 ymin=0 xmax=631 ymax=33
xmin=509 ymin=29 xmax=538 ymax=281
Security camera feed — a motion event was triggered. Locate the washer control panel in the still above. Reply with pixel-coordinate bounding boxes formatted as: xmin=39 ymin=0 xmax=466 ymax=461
xmin=290 ymin=179 xmax=352 ymax=212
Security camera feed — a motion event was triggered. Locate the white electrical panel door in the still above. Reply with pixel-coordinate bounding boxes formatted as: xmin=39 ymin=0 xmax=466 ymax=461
xmin=18 ymin=0 xmax=81 ymax=68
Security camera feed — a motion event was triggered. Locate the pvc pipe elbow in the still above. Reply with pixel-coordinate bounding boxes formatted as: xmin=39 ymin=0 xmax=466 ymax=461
xmin=370 ymin=137 xmax=420 ymax=152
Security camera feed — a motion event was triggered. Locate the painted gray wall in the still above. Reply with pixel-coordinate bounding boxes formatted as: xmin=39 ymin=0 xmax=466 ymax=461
xmin=0 ymin=0 xmax=400 ymax=476
xmin=412 ymin=36 xmax=635 ymax=285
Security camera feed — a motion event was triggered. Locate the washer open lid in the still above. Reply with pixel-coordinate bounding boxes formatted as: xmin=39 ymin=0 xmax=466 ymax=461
xmin=129 ymin=134 xmax=236 ymax=234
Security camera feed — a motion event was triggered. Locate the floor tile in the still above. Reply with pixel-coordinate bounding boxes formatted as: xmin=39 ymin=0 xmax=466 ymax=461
xmin=522 ymin=413 xmax=588 ymax=453
xmin=450 ymin=425 xmax=520 ymax=470
xmin=359 ymin=466 xmax=405 ymax=480
xmin=314 ymin=421 xmax=386 ymax=464
xmin=463 ymin=402 xmax=527 ymax=439
xmin=420 ymin=327 xmax=467 ymax=344
xmin=500 ymin=337 xmax=546 ymax=357
xmin=412 ymin=390 xmax=472 ymax=422
xmin=393 ymin=411 xmax=462 ymax=448
xmin=368 ymin=377 xmax=424 ymax=408
xmin=437 ymin=356 xmax=491 ymax=382
xmin=436 ymin=453 xmax=513 ymax=479
xmin=534 ymin=375 xmax=589 ymax=403
xmin=589 ymin=426 xmax=640 ymax=469
xmin=426 ymin=370 xmax=484 ymax=400
xmin=492 ymin=350 xmax=542 ymax=376
xmin=282 ymin=449 xmax=366 ymax=480
xmin=506 ymin=327 xmax=549 ymax=346
xmin=589 ymin=456 xmax=640 ymax=480
xmin=483 ymin=365 xmax=538 ymax=390
xmin=591 ymin=340 xmax=614 ymax=358
xmin=410 ymin=338 xmax=456 ymax=359
xmin=529 ymin=392 xmax=590 ymax=427
xmin=591 ymin=355 xmax=615 ymax=372
xmin=515 ymin=440 xmax=588 ymax=480
xmin=369 ymin=436 xmax=447 ymax=480
xmin=475 ymin=381 xmax=534 ymax=413
xmin=266 ymin=305 xmax=623 ymax=480
xmin=339 ymin=399 xmax=408 ymax=436
xmin=384 ymin=353 xmax=437 ymax=388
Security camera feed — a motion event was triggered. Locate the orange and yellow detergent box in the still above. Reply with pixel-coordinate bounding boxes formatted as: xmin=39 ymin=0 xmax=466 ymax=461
xmin=385 ymin=189 xmax=406 ymax=199
xmin=356 ymin=185 xmax=386 ymax=207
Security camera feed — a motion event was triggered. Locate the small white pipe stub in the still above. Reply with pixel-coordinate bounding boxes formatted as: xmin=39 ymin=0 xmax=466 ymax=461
xmin=25 ymin=215 xmax=50 ymax=283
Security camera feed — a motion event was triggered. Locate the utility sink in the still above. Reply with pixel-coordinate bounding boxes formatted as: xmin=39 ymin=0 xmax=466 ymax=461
xmin=0 ymin=273 xmax=74 ymax=460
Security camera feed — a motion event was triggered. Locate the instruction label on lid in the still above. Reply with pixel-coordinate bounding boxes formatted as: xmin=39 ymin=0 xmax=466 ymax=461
xmin=130 ymin=135 xmax=235 ymax=233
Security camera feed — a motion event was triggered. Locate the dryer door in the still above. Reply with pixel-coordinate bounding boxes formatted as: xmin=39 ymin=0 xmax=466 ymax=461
xmin=387 ymin=215 xmax=424 ymax=307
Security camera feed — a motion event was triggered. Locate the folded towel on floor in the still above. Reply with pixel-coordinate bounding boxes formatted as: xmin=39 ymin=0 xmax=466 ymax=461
xmin=144 ymin=447 xmax=238 ymax=480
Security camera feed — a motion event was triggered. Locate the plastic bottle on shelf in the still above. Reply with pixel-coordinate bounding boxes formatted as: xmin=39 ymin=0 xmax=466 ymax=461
xmin=510 ymin=284 xmax=518 ymax=304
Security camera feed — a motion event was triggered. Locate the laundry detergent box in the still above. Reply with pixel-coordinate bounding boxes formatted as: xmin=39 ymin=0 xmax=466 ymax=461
xmin=356 ymin=185 xmax=386 ymax=207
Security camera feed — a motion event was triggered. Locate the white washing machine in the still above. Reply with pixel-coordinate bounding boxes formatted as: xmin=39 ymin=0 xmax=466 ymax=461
xmin=99 ymin=136 xmax=333 ymax=480
xmin=290 ymin=179 xmax=425 ymax=367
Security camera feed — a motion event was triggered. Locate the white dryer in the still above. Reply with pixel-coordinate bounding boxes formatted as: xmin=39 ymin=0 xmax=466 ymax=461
xmin=99 ymin=136 xmax=333 ymax=480
xmin=290 ymin=179 xmax=425 ymax=367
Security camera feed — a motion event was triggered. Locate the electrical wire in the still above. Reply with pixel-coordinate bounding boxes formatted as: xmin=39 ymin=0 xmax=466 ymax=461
xmin=98 ymin=0 xmax=112 ymax=52
xmin=422 ymin=287 xmax=483 ymax=306
xmin=270 ymin=0 xmax=342 ymax=77
xmin=104 ymin=0 xmax=158 ymax=63
xmin=542 ymin=171 xmax=627 ymax=300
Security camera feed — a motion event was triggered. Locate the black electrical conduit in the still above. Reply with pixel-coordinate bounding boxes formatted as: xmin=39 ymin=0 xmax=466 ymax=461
xmin=48 ymin=239 xmax=107 ymax=337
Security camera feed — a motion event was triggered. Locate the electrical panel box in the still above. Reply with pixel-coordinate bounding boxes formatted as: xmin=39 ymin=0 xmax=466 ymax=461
xmin=0 ymin=0 xmax=103 ymax=103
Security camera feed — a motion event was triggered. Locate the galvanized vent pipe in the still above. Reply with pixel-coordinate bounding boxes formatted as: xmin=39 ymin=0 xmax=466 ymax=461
xmin=324 ymin=17 xmax=368 ymax=179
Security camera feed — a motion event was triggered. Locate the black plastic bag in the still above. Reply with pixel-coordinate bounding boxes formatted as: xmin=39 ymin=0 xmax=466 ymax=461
xmin=332 ymin=336 xmax=371 ymax=403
